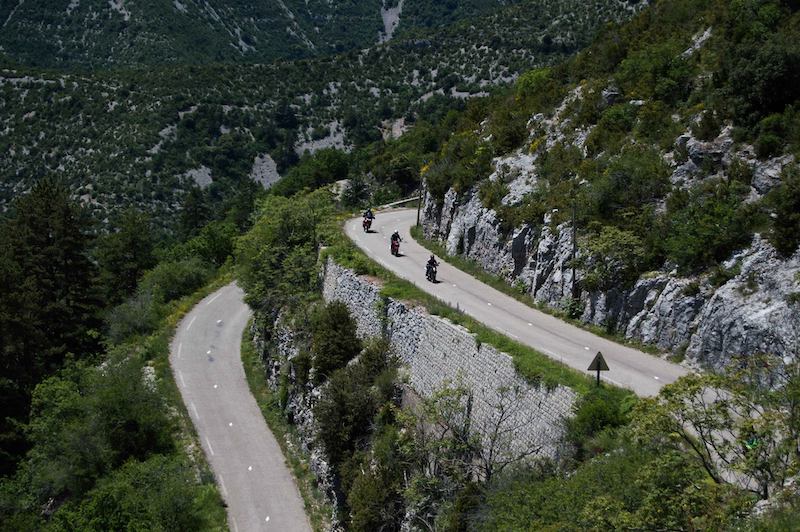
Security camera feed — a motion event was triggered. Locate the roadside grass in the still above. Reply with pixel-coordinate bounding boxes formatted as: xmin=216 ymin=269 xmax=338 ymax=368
xmin=240 ymin=320 xmax=333 ymax=532
xmin=322 ymin=214 xmax=595 ymax=395
xmin=410 ymin=225 xmax=663 ymax=356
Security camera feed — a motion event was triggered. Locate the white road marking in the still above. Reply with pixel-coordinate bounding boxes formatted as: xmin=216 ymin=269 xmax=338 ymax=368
xmin=487 ymin=302 xmax=492 ymax=306
xmin=205 ymin=437 xmax=215 ymax=455
xmin=190 ymin=402 xmax=199 ymax=418
xmin=179 ymin=372 xmax=186 ymax=387
xmin=232 ymin=517 xmax=239 ymax=532
xmin=452 ymin=284 xmax=457 ymax=287
xmin=213 ymin=384 xmax=218 ymax=389
xmin=178 ymin=342 xmax=183 ymax=358
xmin=654 ymin=376 xmax=660 ymax=380
xmin=265 ymin=516 xmax=270 ymax=523
xmin=528 ymin=322 xmax=533 ymax=326
xmin=228 ymin=422 xmax=233 ymax=427
xmin=585 ymin=346 xmax=590 ymax=350
xmin=216 ymin=319 xmax=223 ymax=325
xmin=218 ymin=474 xmax=228 ymax=497
xmin=206 ymin=291 xmax=223 ymax=305
xmin=248 ymin=465 xmax=253 ymax=471
xmin=186 ymin=316 xmax=197 ymax=331
xmin=207 ymin=350 xmax=212 ymax=355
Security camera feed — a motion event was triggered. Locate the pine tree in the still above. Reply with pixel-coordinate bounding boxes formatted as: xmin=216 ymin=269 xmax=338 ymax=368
xmin=0 ymin=178 xmax=102 ymax=475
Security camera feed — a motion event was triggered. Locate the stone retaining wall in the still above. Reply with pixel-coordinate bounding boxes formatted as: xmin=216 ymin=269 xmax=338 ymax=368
xmin=322 ymin=258 xmax=577 ymax=459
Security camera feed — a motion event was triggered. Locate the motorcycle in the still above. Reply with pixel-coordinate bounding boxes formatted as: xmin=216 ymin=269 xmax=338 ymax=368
xmin=362 ymin=217 xmax=372 ymax=232
xmin=426 ymin=263 xmax=437 ymax=282
xmin=390 ymin=238 xmax=400 ymax=256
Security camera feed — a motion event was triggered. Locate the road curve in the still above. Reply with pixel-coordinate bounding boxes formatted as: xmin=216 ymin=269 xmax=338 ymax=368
xmin=347 ymin=209 xmax=689 ymax=397
xmin=170 ymin=283 xmax=311 ymax=532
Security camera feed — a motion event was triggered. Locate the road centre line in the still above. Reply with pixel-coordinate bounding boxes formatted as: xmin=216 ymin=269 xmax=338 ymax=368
xmin=190 ymin=402 xmax=199 ymax=419
xmin=186 ymin=316 xmax=197 ymax=331
xmin=206 ymin=291 xmax=223 ymax=305
xmin=177 ymin=342 xmax=182 ymax=358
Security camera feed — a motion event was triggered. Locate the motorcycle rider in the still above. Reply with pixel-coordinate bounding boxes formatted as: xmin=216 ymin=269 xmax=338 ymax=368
xmin=390 ymin=230 xmax=402 ymax=255
xmin=426 ymin=255 xmax=439 ymax=281
xmin=362 ymin=207 xmax=374 ymax=231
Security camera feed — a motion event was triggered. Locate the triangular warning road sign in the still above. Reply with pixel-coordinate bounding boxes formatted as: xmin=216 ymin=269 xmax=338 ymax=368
xmin=587 ymin=351 xmax=609 ymax=372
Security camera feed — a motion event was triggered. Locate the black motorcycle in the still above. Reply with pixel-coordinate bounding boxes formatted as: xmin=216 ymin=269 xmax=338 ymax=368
xmin=426 ymin=263 xmax=437 ymax=282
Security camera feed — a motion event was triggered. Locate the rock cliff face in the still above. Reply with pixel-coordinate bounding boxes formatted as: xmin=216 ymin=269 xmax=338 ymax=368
xmin=421 ymin=147 xmax=800 ymax=371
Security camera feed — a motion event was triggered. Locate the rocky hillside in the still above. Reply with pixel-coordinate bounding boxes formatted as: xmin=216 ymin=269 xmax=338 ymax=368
xmin=0 ymin=0 xmax=525 ymax=68
xmin=0 ymin=0 xmax=641 ymax=228
xmin=420 ymin=0 xmax=800 ymax=371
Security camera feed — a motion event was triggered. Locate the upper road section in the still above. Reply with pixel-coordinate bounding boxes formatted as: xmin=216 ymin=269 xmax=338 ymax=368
xmin=346 ymin=209 xmax=688 ymax=397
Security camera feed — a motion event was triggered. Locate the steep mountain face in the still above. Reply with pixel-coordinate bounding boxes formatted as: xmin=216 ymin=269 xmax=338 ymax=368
xmin=0 ymin=0 xmax=524 ymax=68
xmin=420 ymin=0 xmax=800 ymax=371
xmin=0 ymin=0 xmax=640 ymax=227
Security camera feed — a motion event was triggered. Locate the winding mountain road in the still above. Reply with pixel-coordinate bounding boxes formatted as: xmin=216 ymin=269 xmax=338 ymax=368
xmin=347 ymin=209 xmax=689 ymax=397
xmin=170 ymin=283 xmax=310 ymax=532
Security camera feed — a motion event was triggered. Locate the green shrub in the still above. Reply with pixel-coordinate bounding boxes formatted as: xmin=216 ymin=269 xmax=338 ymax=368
xmin=589 ymin=145 xmax=670 ymax=222
xmin=665 ymin=181 xmax=755 ymax=273
xmin=566 ymin=386 xmax=635 ymax=460
xmin=138 ymin=258 xmax=213 ymax=303
xmin=766 ymin=164 xmax=800 ymax=256
xmin=310 ymin=301 xmax=362 ymax=385
xmin=580 ymin=225 xmax=647 ymax=291
xmin=106 ymin=290 xmax=163 ymax=343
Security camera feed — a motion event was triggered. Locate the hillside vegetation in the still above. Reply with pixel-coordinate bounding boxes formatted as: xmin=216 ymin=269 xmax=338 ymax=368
xmin=0 ymin=0 xmax=639 ymax=231
xmin=422 ymin=0 xmax=800 ymax=275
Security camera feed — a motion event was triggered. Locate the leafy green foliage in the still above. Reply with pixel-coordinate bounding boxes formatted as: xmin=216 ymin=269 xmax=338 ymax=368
xmin=664 ymin=180 xmax=757 ymax=273
xmin=580 ymin=226 xmax=647 ymax=291
xmin=236 ymin=189 xmax=334 ymax=319
xmin=310 ymin=301 xmax=362 ymax=385
xmin=766 ymin=164 xmax=800 ymax=256
xmin=270 ymin=149 xmax=351 ymax=198
xmin=49 ymin=455 xmax=223 ymax=532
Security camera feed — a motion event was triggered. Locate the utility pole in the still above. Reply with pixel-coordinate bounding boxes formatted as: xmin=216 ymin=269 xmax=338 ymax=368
xmin=416 ymin=182 xmax=424 ymax=227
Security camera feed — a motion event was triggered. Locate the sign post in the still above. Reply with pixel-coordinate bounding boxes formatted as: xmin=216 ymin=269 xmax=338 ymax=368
xmin=587 ymin=351 xmax=609 ymax=387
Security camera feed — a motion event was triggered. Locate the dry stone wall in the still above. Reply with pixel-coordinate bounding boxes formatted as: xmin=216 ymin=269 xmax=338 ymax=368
xmin=322 ymin=259 xmax=577 ymax=459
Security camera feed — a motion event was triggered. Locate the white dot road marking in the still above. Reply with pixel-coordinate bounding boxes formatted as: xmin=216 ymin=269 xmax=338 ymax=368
xmin=190 ymin=402 xmax=199 ymax=419
xmin=216 ymin=319 xmax=223 ymax=325
xmin=213 ymin=384 xmax=218 ymax=389
xmin=177 ymin=342 xmax=183 ymax=359
xmin=228 ymin=422 xmax=233 ymax=427
xmin=179 ymin=372 xmax=186 ymax=387
xmin=207 ymin=350 xmax=212 ymax=355
xmin=205 ymin=437 xmax=215 ymax=456
xmin=205 ymin=291 xmax=223 ymax=305
xmin=528 ymin=322 xmax=533 ymax=326
xmin=186 ymin=316 xmax=197 ymax=331
xmin=265 ymin=516 xmax=270 ymax=523
xmin=585 ymin=346 xmax=590 ymax=350
xmin=452 ymin=284 xmax=457 ymax=287
xmin=487 ymin=302 xmax=492 ymax=306
xmin=248 ymin=465 xmax=253 ymax=471
xmin=654 ymin=376 xmax=660 ymax=380
xmin=218 ymin=474 xmax=228 ymax=497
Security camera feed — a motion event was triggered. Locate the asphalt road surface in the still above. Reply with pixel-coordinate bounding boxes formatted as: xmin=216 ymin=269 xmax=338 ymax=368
xmin=347 ymin=208 xmax=689 ymax=397
xmin=170 ymin=283 xmax=310 ymax=532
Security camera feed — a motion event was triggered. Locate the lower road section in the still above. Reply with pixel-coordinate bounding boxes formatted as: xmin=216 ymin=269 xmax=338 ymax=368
xmin=170 ymin=283 xmax=310 ymax=532
xmin=346 ymin=209 xmax=689 ymax=397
